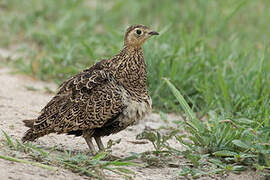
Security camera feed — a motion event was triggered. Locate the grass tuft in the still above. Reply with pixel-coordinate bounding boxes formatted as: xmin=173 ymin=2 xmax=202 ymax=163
xmin=164 ymin=79 xmax=270 ymax=178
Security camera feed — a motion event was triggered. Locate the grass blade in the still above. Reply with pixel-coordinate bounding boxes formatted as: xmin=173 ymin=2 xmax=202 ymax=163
xmin=232 ymin=140 xmax=250 ymax=150
xmin=26 ymin=143 xmax=49 ymax=157
xmin=217 ymin=68 xmax=232 ymax=111
xmin=61 ymin=161 xmax=101 ymax=179
xmin=163 ymin=78 xmax=204 ymax=132
xmin=163 ymin=78 xmax=196 ymax=121
xmin=2 ymin=130 xmax=15 ymax=149
xmin=0 ymin=155 xmax=57 ymax=171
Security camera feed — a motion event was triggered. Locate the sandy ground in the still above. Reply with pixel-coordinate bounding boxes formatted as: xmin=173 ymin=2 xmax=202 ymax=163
xmin=0 ymin=49 xmax=265 ymax=180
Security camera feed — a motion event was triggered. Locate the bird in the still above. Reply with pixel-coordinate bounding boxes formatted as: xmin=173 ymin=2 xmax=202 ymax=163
xmin=22 ymin=24 xmax=159 ymax=155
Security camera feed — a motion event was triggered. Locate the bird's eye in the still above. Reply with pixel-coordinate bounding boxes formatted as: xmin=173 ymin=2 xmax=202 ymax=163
xmin=136 ymin=29 xmax=142 ymax=35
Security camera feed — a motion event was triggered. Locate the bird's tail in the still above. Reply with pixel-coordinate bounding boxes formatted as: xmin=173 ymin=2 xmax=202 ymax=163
xmin=22 ymin=119 xmax=53 ymax=142
xmin=21 ymin=129 xmax=40 ymax=142
xmin=22 ymin=119 xmax=39 ymax=142
xmin=23 ymin=119 xmax=35 ymax=128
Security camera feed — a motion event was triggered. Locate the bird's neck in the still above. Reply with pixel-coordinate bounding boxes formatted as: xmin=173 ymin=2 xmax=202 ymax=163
xmin=114 ymin=46 xmax=149 ymax=100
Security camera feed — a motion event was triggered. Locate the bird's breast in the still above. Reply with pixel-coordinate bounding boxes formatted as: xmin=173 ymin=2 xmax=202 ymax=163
xmin=118 ymin=88 xmax=152 ymax=128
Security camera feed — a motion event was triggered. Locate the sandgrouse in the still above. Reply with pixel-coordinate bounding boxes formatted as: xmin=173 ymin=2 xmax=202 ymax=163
xmin=22 ymin=24 xmax=159 ymax=154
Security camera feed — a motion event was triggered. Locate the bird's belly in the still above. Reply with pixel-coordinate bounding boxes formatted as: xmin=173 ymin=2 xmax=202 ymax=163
xmin=118 ymin=98 xmax=152 ymax=128
xmin=92 ymin=87 xmax=152 ymax=137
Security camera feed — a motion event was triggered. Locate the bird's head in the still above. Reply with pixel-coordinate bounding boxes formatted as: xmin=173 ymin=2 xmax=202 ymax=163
xmin=124 ymin=24 xmax=159 ymax=49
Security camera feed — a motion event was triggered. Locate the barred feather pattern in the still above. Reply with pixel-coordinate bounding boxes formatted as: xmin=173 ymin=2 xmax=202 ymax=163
xmin=22 ymin=44 xmax=152 ymax=142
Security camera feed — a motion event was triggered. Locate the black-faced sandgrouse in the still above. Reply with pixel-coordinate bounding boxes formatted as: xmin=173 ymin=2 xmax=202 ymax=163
xmin=22 ymin=24 xmax=159 ymax=154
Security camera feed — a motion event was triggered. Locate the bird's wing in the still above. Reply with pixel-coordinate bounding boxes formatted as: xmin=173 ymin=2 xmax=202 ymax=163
xmin=32 ymin=61 xmax=126 ymax=134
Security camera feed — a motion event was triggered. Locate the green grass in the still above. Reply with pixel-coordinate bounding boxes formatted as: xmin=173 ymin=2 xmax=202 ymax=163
xmin=0 ymin=0 xmax=270 ymax=178
xmin=165 ymin=78 xmax=270 ymax=178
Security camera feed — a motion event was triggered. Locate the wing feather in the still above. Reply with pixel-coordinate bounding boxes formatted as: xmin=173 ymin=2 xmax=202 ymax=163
xmin=32 ymin=60 xmax=126 ymax=134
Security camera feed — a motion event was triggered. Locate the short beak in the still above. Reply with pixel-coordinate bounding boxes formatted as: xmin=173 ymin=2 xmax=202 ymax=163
xmin=149 ymin=31 xmax=159 ymax=36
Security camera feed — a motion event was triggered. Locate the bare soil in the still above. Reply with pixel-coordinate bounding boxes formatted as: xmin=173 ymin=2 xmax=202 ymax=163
xmin=0 ymin=50 xmax=265 ymax=180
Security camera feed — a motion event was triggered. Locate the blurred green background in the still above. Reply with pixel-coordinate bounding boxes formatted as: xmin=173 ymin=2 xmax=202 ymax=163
xmin=0 ymin=0 xmax=269 ymax=121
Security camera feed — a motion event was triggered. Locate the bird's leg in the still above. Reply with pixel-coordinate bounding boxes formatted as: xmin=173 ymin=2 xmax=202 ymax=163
xmin=84 ymin=133 xmax=105 ymax=177
xmin=84 ymin=136 xmax=96 ymax=155
xmin=94 ymin=136 xmax=105 ymax=151
xmin=83 ymin=130 xmax=96 ymax=155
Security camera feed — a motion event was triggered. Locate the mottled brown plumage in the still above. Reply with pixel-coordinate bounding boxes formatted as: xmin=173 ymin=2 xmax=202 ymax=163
xmin=22 ymin=24 xmax=158 ymax=154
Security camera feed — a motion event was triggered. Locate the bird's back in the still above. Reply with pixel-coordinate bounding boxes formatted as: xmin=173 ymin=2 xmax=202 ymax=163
xmin=22 ymin=59 xmax=127 ymax=142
